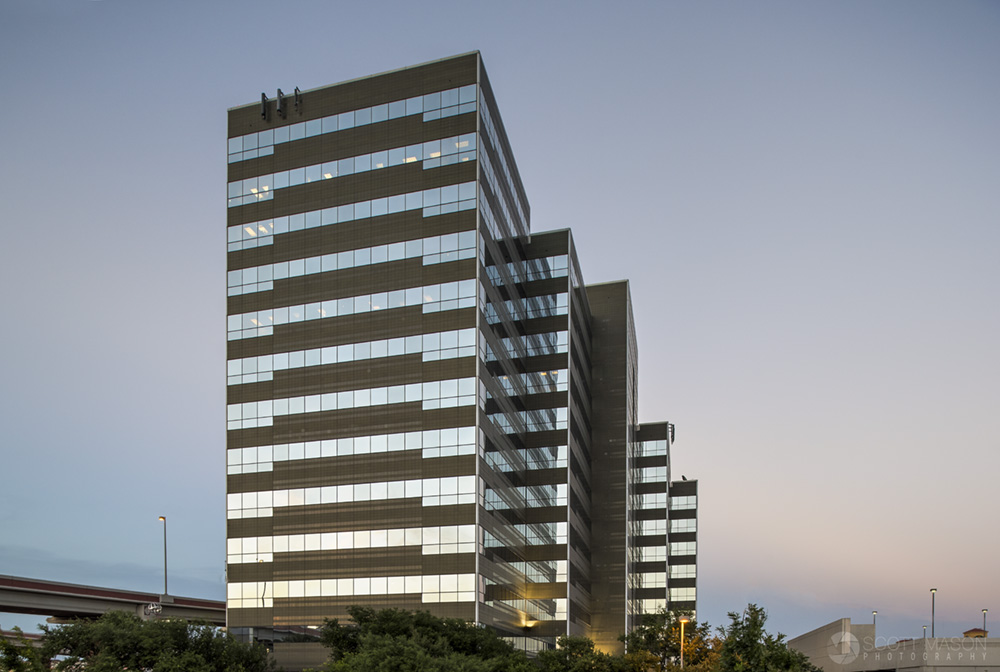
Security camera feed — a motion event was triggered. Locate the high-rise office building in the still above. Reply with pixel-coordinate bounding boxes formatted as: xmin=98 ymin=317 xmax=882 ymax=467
xmin=225 ymin=53 xmax=697 ymax=657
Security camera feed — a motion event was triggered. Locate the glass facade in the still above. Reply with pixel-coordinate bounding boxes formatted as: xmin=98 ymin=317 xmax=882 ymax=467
xmin=665 ymin=476 xmax=699 ymax=616
xmin=632 ymin=423 xmax=699 ymax=621
xmin=226 ymin=53 xmax=697 ymax=655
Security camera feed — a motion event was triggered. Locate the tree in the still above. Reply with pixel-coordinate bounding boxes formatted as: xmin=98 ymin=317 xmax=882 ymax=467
xmin=716 ymin=604 xmax=819 ymax=672
xmin=0 ymin=627 xmax=48 ymax=672
xmin=0 ymin=611 xmax=275 ymax=672
xmin=536 ymin=635 xmax=627 ymax=672
xmin=621 ymin=610 xmax=719 ymax=672
xmin=318 ymin=606 xmax=534 ymax=671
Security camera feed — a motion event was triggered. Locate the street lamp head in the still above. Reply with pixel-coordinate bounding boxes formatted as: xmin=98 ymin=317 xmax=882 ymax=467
xmin=679 ymin=617 xmax=690 ymax=624
xmin=158 ymin=516 xmax=166 ymax=522
xmin=930 ymin=588 xmax=937 ymax=593
xmin=873 ymin=611 xmax=877 ymax=616
xmin=984 ymin=609 xmax=989 ymax=614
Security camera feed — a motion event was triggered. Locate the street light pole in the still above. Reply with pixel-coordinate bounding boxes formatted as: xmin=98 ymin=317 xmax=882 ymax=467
xmin=923 ymin=625 xmax=927 ymax=639
xmin=158 ymin=516 xmax=168 ymax=596
xmin=679 ymin=617 xmax=689 ymax=669
xmin=984 ymin=609 xmax=988 ymax=632
xmin=873 ymin=611 xmax=877 ymax=628
xmin=930 ymin=589 xmax=937 ymax=638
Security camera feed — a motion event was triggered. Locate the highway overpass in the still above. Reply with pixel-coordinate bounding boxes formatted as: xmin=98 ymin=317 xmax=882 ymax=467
xmin=0 ymin=574 xmax=224 ymax=626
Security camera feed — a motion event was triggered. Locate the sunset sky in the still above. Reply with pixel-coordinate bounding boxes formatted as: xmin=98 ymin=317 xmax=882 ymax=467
xmin=1 ymin=0 xmax=997 ymax=639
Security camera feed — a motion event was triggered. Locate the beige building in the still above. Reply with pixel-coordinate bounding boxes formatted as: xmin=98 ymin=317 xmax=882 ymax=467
xmin=789 ymin=618 xmax=1000 ymax=672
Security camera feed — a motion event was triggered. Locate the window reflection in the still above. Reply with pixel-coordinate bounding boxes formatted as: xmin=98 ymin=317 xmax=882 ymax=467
xmin=226 ymin=376 xmax=477 ymax=430
xmin=227 ymin=426 xmax=476 ymax=475
xmin=641 ymin=493 xmax=667 ymax=508
xmin=668 ymin=495 xmax=697 ymax=510
xmin=641 ymin=572 xmax=667 ymax=588
xmin=669 ymin=564 xmax=697 ymax=579
xmin=637 ymin=466 xmax=668 ymax=483
xmin=227 ymin=134 xmax=476 ymax=208
xmin=479 ymin=90 xmax=528 ymax=232
xmin=227 ymin=182 xmax=476 ymax=251
xmin=640 ymin=598 xmax=667 ymax=613
xmin=670 ymin=518 xmax=696 ymax=533
xmin=638 ymin=440 xmax=668 ymax=457
xmin=669 ymin=587 xmax=697 ymax=602
xmin=226 ymin=474 xmax=478 ymax=519
xmin=226 ymin=523 xmax=477 ymax=564
xmin=638 ymin=519 xmax=667 ymax=536
xmin=669 ymin=541 xmax=696 ymax=556
xmin=638 ymin=546 xmax=667 ymax=562
xmin=226 ymin=572 xmax=476 ymax=609
xmin=227 ymin=278 xmax=477 ymax=341
xmin=228 ymin=231 xmax=477 ymax=296
xmin=228 ymin=327 xmax=477 ymax=385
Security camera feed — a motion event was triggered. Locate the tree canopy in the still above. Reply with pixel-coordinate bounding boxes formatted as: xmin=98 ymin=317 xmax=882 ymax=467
xmin=309 ymin=603 xmax=820 ymax=672
xmin=536 ymin=635 xmax=627 ymax=672
xmin=716 ymin=604 xmax=820 ymax=672
xmin=622 ymin=609 xmax=720 ymax=672
xmin=318 ymin=606 xmax=534 ymax=672
xmin=4 ymin=602 xmax=821 ymax=672
xmin=0 ymin=611 xmax=274 ymax=672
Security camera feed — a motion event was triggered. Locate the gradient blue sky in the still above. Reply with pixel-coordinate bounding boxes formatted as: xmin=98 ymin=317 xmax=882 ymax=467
xmin=1 ymin=0 xmax=997 ymax=640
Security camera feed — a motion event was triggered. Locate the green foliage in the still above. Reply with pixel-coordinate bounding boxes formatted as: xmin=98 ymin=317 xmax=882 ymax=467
xmin=312 ymin=604 xmax=820 ymax=672
xmin=536 ymin=635 xmax=627 ymax=672
xmin=318 ymin=606 xmax=534 ymax=671
xmin=0 ymin=627 xmax=48 ymax=672
xmin=622 ymin=610 xmax=719 ymax=672
xmin=12 ymin=610 xmax=276 ymax=672
xmin=716 ymin=605 xmax=820 ymax=672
